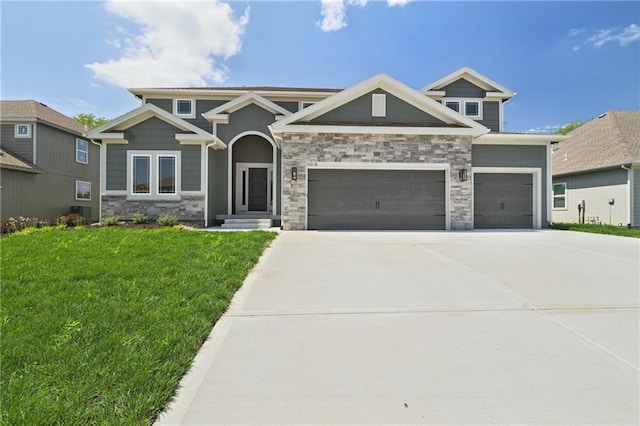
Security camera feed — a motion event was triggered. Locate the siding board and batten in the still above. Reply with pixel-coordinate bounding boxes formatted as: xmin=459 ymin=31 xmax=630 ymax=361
xmin=1 ymin=123 xmax=33 ymax=162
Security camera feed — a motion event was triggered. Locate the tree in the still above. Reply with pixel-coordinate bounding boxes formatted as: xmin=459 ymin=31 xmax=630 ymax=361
xmin=554 ymin=120 xmax=584 ymax=135
xmin=73 ymin=113 xmax=108 ymax=130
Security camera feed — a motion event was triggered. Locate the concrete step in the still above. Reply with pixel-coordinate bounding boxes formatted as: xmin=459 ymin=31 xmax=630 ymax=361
xmin=224 ymin=218 xmax=272 ymax=225
xmin=221 ymin=218 xmax=273 ymax=230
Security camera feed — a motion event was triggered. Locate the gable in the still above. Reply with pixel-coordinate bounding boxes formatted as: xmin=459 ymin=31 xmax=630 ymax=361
xmin=217 ymin=103 xmax=279 ymax=143
xmin=309 ymin=89 xmax=447 ymax=127
xmin=440 ymin=79 xmax=486 ymax=99
xmin=124 ymin=117 xmax=190 ymax=150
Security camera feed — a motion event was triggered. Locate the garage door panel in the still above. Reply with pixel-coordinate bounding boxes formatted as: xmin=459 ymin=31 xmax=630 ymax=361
xmin=308 ymin=169 xmax=446 ymax=230
xmin=474 ymin=173 xmax=533 ymax=229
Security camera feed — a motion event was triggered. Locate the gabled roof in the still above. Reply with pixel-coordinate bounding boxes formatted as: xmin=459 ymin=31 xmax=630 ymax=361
xmin=202 ymin=92 xmax=291 ymax=123
xmin=0 ymin=100 xmax=86 ymax=135
xmin=270 ymin=73 xmax=488 ymax=137
xmin=0 ymin=148 xmax=42 ymax=173
xmin=87 ymin=103 xmax=225 ymax=148
xmin=420 ymin=67 xmax=514 ymax=100
xmin=553 ymin=110 xmax=640 ymax=175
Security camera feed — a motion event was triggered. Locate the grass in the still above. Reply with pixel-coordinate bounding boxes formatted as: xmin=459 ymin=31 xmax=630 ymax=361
xmin=1 ymin=227 xmax=276 ymax=425
xmin=551 ymin=222 xmax=640 ymax=238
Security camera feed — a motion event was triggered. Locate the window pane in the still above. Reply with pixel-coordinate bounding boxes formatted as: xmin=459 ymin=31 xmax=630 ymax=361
xmin=177 ymin=100 xmax=192 ymax=115
xmin=76 ymin=181 xmax=91 ymax=200
xmin=553 ymin=183 xmax=565 ymax=196
xmin=133 ymin=156 xmax=150 ymax=193
xmin=445 ymin=101 xmax=459 ymax=112
xmin=17 ymin=125 xmax=28 ymax=135
xmin=77 ymin=151 xmax=88 ymax=163
xmin=553 ymin=197 xmax=566 ymax=208
xmin=465 ymin=102 xmax=479 ymax=116
xmin=158 ymin=156 xmax=176 ymax=194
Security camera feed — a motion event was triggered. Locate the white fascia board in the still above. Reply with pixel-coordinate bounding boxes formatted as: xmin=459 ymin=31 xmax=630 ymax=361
xmin=475 ymin=133 xmax=569 ymax=145
xmin=484 ymin=91 xmax=512 ymax=99
xmin=420 ymin=67 xmax=515 ymax=97
xmin=93 ymin=132 xmax=127 ymax=142
xmin=202 ymin=92 xmax=291 ymax=121
xmin=175 ymin=133 xmax=227 ymax=149
xmin=204 ymin=114 xmax=229 ymax=124
xmin=271 ymin=124 xmax=487 ymax=137
xmin=423 ymin=90 xmax=446 ymax=97
xmin=129 ymin=87 xmax=339 ymax=100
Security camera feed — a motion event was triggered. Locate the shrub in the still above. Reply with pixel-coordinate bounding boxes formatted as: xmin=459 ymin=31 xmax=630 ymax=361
xmin=100 ymin=216 xmax=120 ymax=227
xmin=1 ymin=217 xmax=49 ymax=235
xmin=157 ymin=214 xmax=179 ymax=227
xmin=132 ymin=212 xmax=150 ymax=224
xmin=56 ymin=213 xmax=86 ymax=227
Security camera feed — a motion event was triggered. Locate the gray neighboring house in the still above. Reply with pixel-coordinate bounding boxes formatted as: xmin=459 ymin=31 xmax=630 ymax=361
xmin=0 ymin=101 xmax=99 ymax=222
xmin=88 ymin=67 xmax=563 ymax=230
xmin=552 ymin=110 xmax=640 ymax=227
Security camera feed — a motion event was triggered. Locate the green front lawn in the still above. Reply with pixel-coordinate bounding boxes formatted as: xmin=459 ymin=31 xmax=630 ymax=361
xmin=551 ymin=222 xmax=640 ymax=238
xmin=1 ymin=227 xmax=276 ymax=425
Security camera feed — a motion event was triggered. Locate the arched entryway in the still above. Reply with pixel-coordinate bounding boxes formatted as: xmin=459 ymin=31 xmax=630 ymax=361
xmin=227 ymin=131 xmax=278 ymax=215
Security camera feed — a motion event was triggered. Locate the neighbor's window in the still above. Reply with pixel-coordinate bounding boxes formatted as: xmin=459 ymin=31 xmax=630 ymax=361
xmin=76 ymin=139 xmax=88 ymax=164
xmin=444 ymin=100 xmax=460 ymax=112
xmin=75 ymin=180 xmax=91 ymax=200
xmin=15 ymin=124 xmax=31 ymax=138
xmin=132 ymin=156 xmax=151 ymax=194
xmin=174 ymin=99 xmax=194 ymax=117
xmin=158 ymin=156 xmax=176 ymax=194
xmin=553 ymin=183 xmax=566 ymax=209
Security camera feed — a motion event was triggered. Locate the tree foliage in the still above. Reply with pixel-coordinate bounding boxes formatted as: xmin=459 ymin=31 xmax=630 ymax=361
xmin=73 ymin=113 xmax=108 ymax=130
xmin=554 ymin=120 xmax=584 ymax=135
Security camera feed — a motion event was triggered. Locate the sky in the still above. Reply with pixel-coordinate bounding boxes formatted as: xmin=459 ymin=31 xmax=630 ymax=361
xmin=1 ymin=1 xmax=639 ymax=133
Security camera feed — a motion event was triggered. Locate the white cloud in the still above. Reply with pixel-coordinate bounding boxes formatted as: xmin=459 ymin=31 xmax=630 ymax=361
xmin=586 ymin=23 xmax=640 ymax=47
xmin=568 ymin=28 xmax=585 ymax=37
xmin=387 ymin=0 xmax=411 ymax=7
xmin=525 ymin=124 xmax=562 ymax=134
xmin=318 ymin=0 xmax=368 ymax=32
xmin=86 ymin=1 xmax=249 ymax=88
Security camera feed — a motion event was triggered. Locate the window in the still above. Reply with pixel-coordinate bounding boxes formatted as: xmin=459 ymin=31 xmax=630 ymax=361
xmin=300 ymin=102 xmax=315 ymax=110
xmin=553 ymin=183 xmax=566 ymax=209
xmin=444 ymin=100 xmax=460 ymax=112
xmin=158 ymin=156 xmax=176 ymax=194
xmin=15 ymin=124 xmax=31 ymax=138
xmin=132 ymin=156 xmax=151 ymax=194
xmin=127 ymin=151 xmax=180 ymax=198
xmin=174 ymin=99 xmax=194 ymax=118
xmin=444 ymin=98 xmax=483 ymax=119
xmin=372 ymin=93 xmax=386 ymax=117
xmin=76 ymin=139 xmax=88 ymax=164
xmin=75 ymin=180 xmax=91 ymax=200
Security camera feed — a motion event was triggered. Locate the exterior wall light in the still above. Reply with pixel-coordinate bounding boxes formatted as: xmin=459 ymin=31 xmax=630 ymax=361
xmin=458 ymin=168 xmax=468 ymax=182
xmin=292 ymin=167 xmax=297 ymax=181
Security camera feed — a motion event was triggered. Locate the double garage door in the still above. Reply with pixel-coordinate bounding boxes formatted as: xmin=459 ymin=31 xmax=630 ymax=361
xmin=307 ymin=169 xmax=533 ymax=230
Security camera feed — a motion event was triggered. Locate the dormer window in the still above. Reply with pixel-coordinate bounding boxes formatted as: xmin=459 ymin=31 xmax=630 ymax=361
xmin=173 ymin=99 xmax=195 ymax=118
xmin=444 ymin=98 xmax=483 ymax=120
xmin=15 ymin=124 xmax=31 ymax=138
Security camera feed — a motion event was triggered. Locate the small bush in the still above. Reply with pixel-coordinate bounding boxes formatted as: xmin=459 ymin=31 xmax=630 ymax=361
xmin=56 ymin=213 xmax=86 ymax=227
xmin=132 ymin=212 xmax=150 ymax=224
xmin=1 ymin=216 xmax=49 ymax=235
xmin=157 ymin=214 xmax=179 ymax=227
xmin=100 ymin=216 xmax=120 ymax=227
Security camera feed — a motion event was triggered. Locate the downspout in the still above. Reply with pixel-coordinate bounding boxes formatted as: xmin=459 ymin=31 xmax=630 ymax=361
xmin=90 ymin=139 xmax=102 ymax=223
xmin=621 ymin=165 xmax=631 ymax=227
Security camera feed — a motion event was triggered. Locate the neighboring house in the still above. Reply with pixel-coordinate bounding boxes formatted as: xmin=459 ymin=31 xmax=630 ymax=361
xmin=0 ymin=101 xmax=99 ymax=222
xmin=552 ymin=111 xmax=640 ymax=227
xmin=88 ymin=67 xmax=563 ymax=230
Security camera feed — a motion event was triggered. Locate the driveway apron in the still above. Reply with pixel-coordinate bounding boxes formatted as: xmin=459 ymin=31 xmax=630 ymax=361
xmin=157 ymin=230 xmax=639 ymax=425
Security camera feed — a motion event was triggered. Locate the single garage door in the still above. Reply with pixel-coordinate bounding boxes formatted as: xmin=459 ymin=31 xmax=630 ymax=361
xmin=474 ymin=173 xmax=533 ymax=229
xmin=308 ymin=169 xmax=446 ymax=230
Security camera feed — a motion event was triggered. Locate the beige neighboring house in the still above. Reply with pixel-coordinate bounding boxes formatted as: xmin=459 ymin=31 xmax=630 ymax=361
xmin=552 ymin=110 xmax=640 ymax=227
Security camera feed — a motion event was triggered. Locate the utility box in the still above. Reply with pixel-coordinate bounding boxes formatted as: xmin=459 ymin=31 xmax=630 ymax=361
xmin=70 ymin=206 xmax=92 ymax=220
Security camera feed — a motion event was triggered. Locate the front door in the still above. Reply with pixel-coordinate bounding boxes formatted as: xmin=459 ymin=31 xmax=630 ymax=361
xmin=248 ymin=168 xmax=268 ymax=211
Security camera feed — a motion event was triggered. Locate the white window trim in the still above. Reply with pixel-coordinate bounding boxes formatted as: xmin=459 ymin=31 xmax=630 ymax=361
xmin=126 ymin=150 xmax=181 ymax=200
xmin=75 ymin=180 xmax=92 ymax=201
xmin=444 ymin=98 xmax=484 ymax=120
xmin=76 ymin=139 xmax=89 ymax=164
xmin=444 ymin=100 xmax=460 ymax=113
xmin=372 ymin=93 xmax=386 ymax=117
xmin=299 ymin=101 xmax=315 ymax=111
xmin=15 ymin=124 xmax=31 ymax=138
xmin=552 ymin=182 xmax=568 ymax=211
xmin=173 ymin=99 xmax=195 ymax=119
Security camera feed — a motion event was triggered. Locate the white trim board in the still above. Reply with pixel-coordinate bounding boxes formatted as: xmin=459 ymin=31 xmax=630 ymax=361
xmin=235 ymin=162 xmax=274 ymax=214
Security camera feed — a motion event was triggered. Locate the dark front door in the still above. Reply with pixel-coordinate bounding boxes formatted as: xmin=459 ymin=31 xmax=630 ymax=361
xmin=248 ymin=168 xmax=268 ymax=211
xmin=474 ymin=173 xmax=533 ymax=229
xmin=307 ymin=169 xmax=446 ymax=230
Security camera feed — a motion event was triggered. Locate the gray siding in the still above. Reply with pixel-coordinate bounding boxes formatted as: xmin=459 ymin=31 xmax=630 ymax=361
xmin=106 ymin=144 xmax=126 ymax=191
xmin=311 ymin=89 xmax=446 ymax=126
xmin=181 ymin=145 xmax=201 ymax=191
xmin=1 ymin=123 xmax=34 ymax=163
xmin=146 ymin=98 xmax=227 ymax=131
xmin=275 ymin=101 xmax=300 ymax=113
xmin=472 ymin=144 xmax=549 ymax=227
xmin=146 ymin=98 xmax=172 ymax=113
xmin=208 ymin=148 xmax=228 ymax=223
xmin=634 ymin=168 xmax=640 ymax=227
xmin=558 ymin=168 xmax=627 ymax=189
xmin=478 ymin=101 xmax=500 ymax=132
xmin=217 ymin=103 xmax=276 ymax=144
xmin=441 ymin=78 xmax=486 ymax=98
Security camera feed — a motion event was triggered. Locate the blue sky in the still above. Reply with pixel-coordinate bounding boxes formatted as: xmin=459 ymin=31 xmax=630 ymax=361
xmin=1 ymin=1 xmax=639 ymax=133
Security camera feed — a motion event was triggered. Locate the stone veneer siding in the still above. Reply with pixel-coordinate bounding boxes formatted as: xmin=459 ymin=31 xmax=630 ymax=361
xmin=102 ymin=196 xmax=205 ymax=225
xmin=281 ymin=133 xmax=473 ymax=230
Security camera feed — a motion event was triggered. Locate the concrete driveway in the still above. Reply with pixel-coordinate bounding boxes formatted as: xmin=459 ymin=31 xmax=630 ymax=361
xmin=157 ymin=230 xmax=639 ymax=425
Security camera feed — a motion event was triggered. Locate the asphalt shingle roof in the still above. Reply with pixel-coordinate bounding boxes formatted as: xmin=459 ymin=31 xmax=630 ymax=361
xmin=552 ymin=110 xmax=640 ymax=175
xmin=0 ymin=100 xmax=86 ymax=135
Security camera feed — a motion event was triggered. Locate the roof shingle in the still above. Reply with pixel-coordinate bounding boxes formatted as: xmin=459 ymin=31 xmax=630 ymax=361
xmin=552 ymin=110 xmax=640 ymax=175
xmin=0 ymin=100 xmax=86 ymax=135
